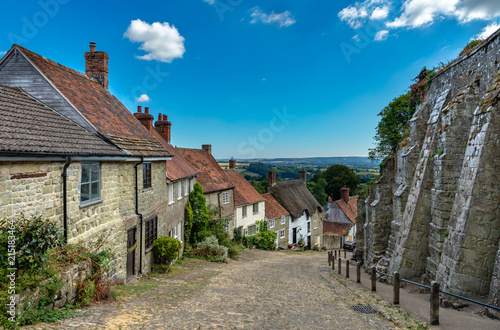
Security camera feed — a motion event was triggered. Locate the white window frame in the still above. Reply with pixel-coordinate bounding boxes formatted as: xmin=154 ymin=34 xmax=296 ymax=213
xmin=189 ymin=178 xmax=194 ymax=192
xmin=313 ymin=220 xmax=318 ymax=229
xmin=253 ymin=203 xmax=258 ymax=214
xmin=281 ymin=215 xmax=286 ymax=225
xmin=222 ymin=191 xmax=229 ymax=204
xmin=177 ymin=181 xmax=182 ymax=200
xmin=280 ymin=229 xmax=285 ymax=239
xmin=269 ymin=219 xmax=275 ymax=228
xmin=168 ymin=184 xmax=174 ymax=204
xmin=177 ymin=222 xmax=182 ymax=243
xmin=242 ymin=206 xmax=247 ymax=218
xmin=80 ymin=162 xmax=101 ymax=206
xmin=184 ymin=180 xmax=188 ymax=196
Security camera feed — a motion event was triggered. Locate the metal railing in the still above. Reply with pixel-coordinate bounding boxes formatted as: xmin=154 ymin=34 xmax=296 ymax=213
xmin=326 ymin=250 xmax=500 ymax=325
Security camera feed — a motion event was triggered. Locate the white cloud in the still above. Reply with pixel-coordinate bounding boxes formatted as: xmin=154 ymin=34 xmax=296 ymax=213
xmin=387 ymin=0 xmax=500 ymax=29
xmin=374 ymin=29 xmax=389 ymax=40
xmin=338 ymin=0 xmax=390 ymax=29
xmin=476 ymin=22 xmax=500 ymax=39
xmin=0 ymin=51 xmax=6 ymax=56
xmin=250 ymin=7 xmax=296 ymax=28
xmin=136 ymin=94 xmax=150 ymax=103
xmin=202 ymin=0 xmax=215 ymax=4
xmin=124 ymin=19 xmax=186 ymax=63
xmin=371 ymin=6 xmax=390 ymax=20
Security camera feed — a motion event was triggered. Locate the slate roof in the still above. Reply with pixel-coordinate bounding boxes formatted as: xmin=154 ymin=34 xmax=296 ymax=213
xmin=178 ymin=148 xmax=234 ymax=193
xmin=323 ymin=203 xmax=353 ymax=225
xmin=150 ymin=129 xmax=198 ymax=181
xmin=14 ymin=45 xmax=170 ymax=157
xmin=0 ymin=84 xmax=124 ymax=155
xmin=223 ymin=169 xmax=264 ymax=207
xmin=269 ymin=180 xmax=322 ymax=219
xmin=262 ymin=193 xmax=289 ymax=219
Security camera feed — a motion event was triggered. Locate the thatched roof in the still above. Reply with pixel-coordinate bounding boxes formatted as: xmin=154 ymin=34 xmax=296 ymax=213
xmin=269 ymin=179 xmax=322 ymax=219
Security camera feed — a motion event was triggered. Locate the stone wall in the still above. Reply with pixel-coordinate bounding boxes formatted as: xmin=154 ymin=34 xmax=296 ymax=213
xmin=358 ymin=29 xmax=500 ymax=305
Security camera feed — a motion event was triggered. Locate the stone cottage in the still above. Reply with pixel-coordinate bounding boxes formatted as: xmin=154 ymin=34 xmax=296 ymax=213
xmin=0 ymin=43 xmax=174 ymax=283
xmin=323 ymin=187 xmax=358 ymax=249
xmin=223 ymin=158 xmax=265 ymax=238
xmin=262 ymin=191 xmax=290 ymax=249
xmin=178 ymin=145 xmax=235 ymax=232
xmin=268 ymin=170 xmax=323 ymax=249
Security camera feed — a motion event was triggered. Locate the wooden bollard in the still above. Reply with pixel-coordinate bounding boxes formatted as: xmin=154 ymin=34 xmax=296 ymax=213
xmin=344 ymin=249 xmax=347 ymax=258
xmin=371 ymin=266 xmax=377 ymax=291
xmin=393 ymin=272 xmax=400 ymax=305
xmin=331 ymin=256 xmax=335 ymax=270
xmin=328 ymin=251 xmax=331 ymax=266
xmin=338 ymin=257 xmax=341 ymax=274
xmin=430 ymin=281 xmax=440 ymax=325
xmin=356 ymin=262 xmax=361 ymax=283
xmin=346 ymin=260 xmax=350 ymax=278
xmin=334 ymin=250 xmax=337 ymax=259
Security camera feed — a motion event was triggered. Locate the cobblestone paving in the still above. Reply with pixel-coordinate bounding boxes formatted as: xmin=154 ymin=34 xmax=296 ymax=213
xmin=27 ymin=250 xmax=425 ymax=329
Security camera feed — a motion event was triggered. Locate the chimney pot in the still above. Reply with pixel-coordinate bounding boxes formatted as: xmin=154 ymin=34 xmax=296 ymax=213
xmin=202 ymin=144 xmax=212 ymax=155
xmin=137 ymin=106 xmax=142 ymax=113
xmin=158 ymin=113 xmax=162 ymax=121
xmin=340 ymin=186 xmax=350 ymax=203
xmin=163 ymin=114 xmax=167 ymax=121
xmin=145 ymin=107 xmax=149 ymax=114
xmin=229 ymin=158 xmax=236 ymax=169
xmin=89 ymin=42 xmax=96 ymax=52
xmin=154 ymin=115 xmax=172 ymax=143
xmin=85 ymin=42 xmax=109 ymax=89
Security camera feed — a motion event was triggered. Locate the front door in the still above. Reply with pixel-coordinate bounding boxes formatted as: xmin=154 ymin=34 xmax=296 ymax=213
xmin=127 ymin=227 xmax=137 ymax=282
xmin=292 ymin=227 xmax=297 ymax=244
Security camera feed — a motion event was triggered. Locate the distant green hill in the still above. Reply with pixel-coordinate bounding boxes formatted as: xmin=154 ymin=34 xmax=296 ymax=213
xmin=218 ymin=157 xmax=380 ymax=169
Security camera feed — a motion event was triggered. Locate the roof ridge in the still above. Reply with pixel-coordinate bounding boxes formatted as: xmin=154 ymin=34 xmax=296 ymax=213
xmin=14 ymin=44 xmax=105 ymax=89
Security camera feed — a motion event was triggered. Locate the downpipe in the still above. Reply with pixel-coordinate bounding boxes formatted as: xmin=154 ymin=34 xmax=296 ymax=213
xmin=134 ymin=156 xmax=144 ymax=274
xmin=61 ymin=156 xmax=72 ymax=244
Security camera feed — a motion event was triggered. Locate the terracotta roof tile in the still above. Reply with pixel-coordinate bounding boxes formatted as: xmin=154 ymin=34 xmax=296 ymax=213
xmin=15 ymin=45 xmax=170 ymax=157
xmin=150 ymin=129 xmax=198 ymax=181
xmin=177 ymin=148 xmax=234 ymax=193
xmin=0 ymin=85 xmax=124 ymax=155
xmin=223 ymin=169 xmax=264 ymax=206
xmin=324 ymin=223 xmax=352 ymax=236
xmin=336 ymin=196 xmax=358 ymax=224
xmin=262 ymin=193 xmax=289 ymax=219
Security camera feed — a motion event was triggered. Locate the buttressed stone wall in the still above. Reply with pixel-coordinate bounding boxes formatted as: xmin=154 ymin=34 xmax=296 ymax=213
xmin=359 ymin=29 xmax=500 ymax=309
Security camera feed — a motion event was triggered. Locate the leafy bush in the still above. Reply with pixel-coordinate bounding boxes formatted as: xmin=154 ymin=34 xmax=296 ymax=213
xmin=184 ymin=201 xmax=193 ymax=243
xmin=228 ymin=245 xmax=239 ymax=260
xmin=193 ymin=235 xmax=228 ymax=263
xmin=460 ymin=39 xmax=483 ymax=56
xmin=0 ymin=214 xmax=63 ymax=269
xmin=244 ymin=231 xmax=277 ymax=250
xmin=188 ymin=182 xmax=209 ymax=244
xmin=153 ymin=236 xmax=181 ymax=267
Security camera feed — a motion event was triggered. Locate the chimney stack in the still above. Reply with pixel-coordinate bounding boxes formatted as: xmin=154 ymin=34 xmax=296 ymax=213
xmin=340 ymin=185 xmax=350 ymax=203
xmin=202 ymin=144 xmax=212 ymax=155
xmin=134 ymin=105 xmax=154 ymax=132
xmin=229 ymin=158 xmax=236 ymax=169
xmin=84 ymin=42 xmax=109 ymax=89
xmin=327 ymin=196 xmax=332 ymax=203
xmin=154 ymin=113 xmax=172 ymax=143
xmin=268 ymin=170 xmax=276 ymax=186
xmin=298 ymin=169 xmax=307 ymax=183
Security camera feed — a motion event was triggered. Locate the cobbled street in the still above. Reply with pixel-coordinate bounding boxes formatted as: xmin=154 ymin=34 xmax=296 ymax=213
xmin=27 ymin=250 xmax=425 ymax=329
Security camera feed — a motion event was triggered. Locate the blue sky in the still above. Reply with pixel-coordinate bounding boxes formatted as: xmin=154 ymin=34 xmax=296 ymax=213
xmin=1 ymin=0 xmax=500 ymax=159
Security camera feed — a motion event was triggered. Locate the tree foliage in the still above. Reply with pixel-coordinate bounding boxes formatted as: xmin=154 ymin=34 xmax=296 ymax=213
xmin=184 ymin=200 xmax=193 ymax=243
xmin=322 ymin=164 xmax=360 ymax=200
xmin=307 ymin=177 xmax=328 ymax=205
xmin=187 ymin=182 xmax=209 ymax=244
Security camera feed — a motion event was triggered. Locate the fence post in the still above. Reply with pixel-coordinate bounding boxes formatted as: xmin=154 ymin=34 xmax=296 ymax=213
xmin=328 ymin=251 xmax=331 ymax=266
xmin=346 ymin=260 xmax=350 ymax=278
xmin=371 ymin=266 xmax=376 ymax=291
xmin=356 ymin=262 xmax=361 ymax=283
xmin=338 ymin=257 xmax=341 ymax=274
xmin=344 ymin=249 xmax=347 ymax=258
xmin=430 ymin=281 xmax=440 ymax=325
xmin=393 ymin=272 xmax=400 ymax=305
xmin=334 ymin=250 xmax=337 ymax=259
xmin=331 ymin=256 xmax=335 ymax=270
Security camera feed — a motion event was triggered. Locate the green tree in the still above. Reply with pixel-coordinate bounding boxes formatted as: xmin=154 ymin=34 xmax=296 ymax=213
xmin=323 ymin=164 xmax=360 ymax=200
xmin=368 ymin=92 xmax=414 ymax=160
xmin=188 ymin=182 xmax=209 ymax=244
xmin=307 ymin=177 xmax=328 ymax=205
xmin=184 ymin=200 xmax=193 ymax=243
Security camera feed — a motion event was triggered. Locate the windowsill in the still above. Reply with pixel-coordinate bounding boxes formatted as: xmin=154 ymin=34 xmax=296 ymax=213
xmin=80 ymin=199 xmax=103 ymax=208
xmin=143 ymin=187 xmax=153 ymax=192
xmin=168 ymin=200 xmax=174 ymax=205
xmin=177 ymin=197 xmax=182 ymax=201
xmin=145 ymin=246 xmax=153 ymax=253
xmin=253 ymin=212 xmax=258 ymax=215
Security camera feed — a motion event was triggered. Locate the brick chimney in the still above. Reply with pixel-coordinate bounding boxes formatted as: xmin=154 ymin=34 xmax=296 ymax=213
xmin=298 ymin=169 xmax=307 ymax=183
xmin=155 ymin=113 xmax=172 ymax=143
xmin=134 ymin=106 xmax=154 ymax=132
xmin=229 ymin=158 xmax=236 ymax=169
xmin=327 ymin=196 xmax=332 ymax=203
xmin=268 ymin=170 xmax=276 ymax=186
xmin=202 ymin=144 xmax=212 ymax=155
xmin=84 ymin=42 xmax=109 ymax=89
xmin=340 ymin=185 xmax=350 ymax=203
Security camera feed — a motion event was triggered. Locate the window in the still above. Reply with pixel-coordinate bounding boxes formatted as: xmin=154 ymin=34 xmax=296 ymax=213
xmin=143 ymin=162 xmax=152 ymax=189
xmin=313 ymin=220 xmax=318 ymax=229
xmin=242 ymin=206 xmax=247 ymax=218
xmin=315 ymin=236 xmax=320 ymax=246
xmin=222 ymin=191 xmax=229 ymax=204
xmin=269 ymin=219 xmax=275 ymax=228
xmin=253 ymin=203 xmax=258 ymax=214
xmin=307 ymin=221 xmax=311 ymax=233
xmin=177 ymin=222 xmax=182 ymax=242
xmin=280 ymin=229 xmax=285 ymax=239
xmin=189 ymin=178 xmax=194 ymax=192
xmin=81 ymin=162 xmax=100 ymax=204
xmin=145 ymin=217 xmax=157 ymax=250
xmin=247 ymin=224 xmax=257 ymax=236
xmin=168 ymin=184 xmax=174 ymax=204
xmin=177 ymin=181 xmax=182 ymax=200
xmin=184 ymin=180 xmax=188 ymax=196
xmin=281 ymin=215 xmax=286 ymax=225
